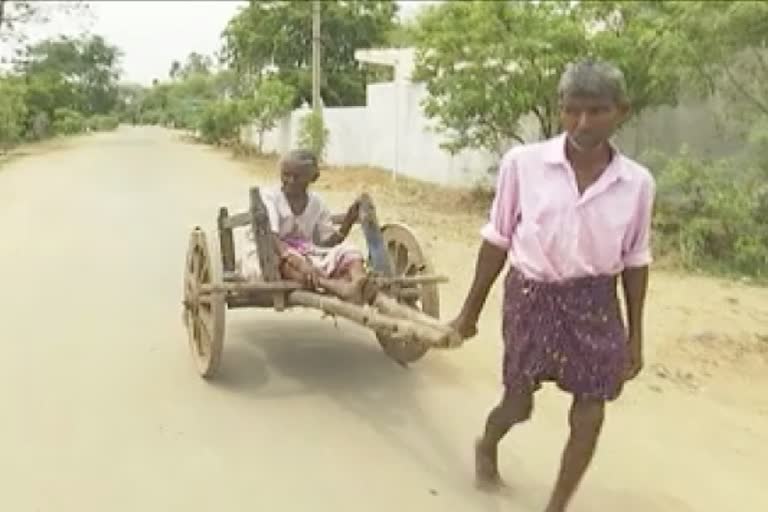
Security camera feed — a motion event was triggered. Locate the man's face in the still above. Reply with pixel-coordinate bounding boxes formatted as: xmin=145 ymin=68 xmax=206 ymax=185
xmin=280 ymin=162 xmax=317 ymax=196
xmin=559 ymin=95 xmax=628 ymax=152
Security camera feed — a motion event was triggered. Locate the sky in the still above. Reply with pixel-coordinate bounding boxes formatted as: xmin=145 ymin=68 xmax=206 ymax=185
xmin=5 ymin=0 xmax=437 ymax=86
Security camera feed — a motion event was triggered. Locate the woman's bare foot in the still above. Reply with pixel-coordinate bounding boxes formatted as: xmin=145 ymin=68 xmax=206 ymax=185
xmin=475 ymin=437 xmax=504 ymax=491
xmin=320 ymin=275 xmax=372 ymax=305
xmin=341 ymin=278 xmax=365 ymax=304
xmin=344 ymin=275 xmax=379 ymax=305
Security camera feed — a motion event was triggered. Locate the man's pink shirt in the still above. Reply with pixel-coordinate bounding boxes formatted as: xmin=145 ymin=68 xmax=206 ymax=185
xmin=481 ymin=133 xmax=656 ymax=282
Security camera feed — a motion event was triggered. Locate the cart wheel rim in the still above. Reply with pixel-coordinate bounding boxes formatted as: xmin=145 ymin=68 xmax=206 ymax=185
xmin=380 ymin=223 xmax=440 ymax=319
xmin=375 ymin=333 xmax=429 ymax=365
xmin=183 ymin=229 xmax=225 ymax=378
xmin=375 ymin=223 xmax=438 ymax=364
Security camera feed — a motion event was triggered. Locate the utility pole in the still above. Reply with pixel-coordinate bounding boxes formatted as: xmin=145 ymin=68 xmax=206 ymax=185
xmin=311 ymin=0 xmax=321 ymax=114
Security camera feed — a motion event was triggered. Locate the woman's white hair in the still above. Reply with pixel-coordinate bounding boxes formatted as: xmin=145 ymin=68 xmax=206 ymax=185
xmin=281 ymin=149 xmax=318 ymax=170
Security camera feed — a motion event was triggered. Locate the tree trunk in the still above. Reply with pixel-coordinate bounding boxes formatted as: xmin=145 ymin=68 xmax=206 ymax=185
xmin=0 ymin=0 xmax=6 ymax=28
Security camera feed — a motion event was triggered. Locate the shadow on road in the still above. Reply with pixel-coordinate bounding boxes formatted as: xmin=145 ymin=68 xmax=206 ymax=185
xmin=206 ymin=309 xmax=515 ymax=510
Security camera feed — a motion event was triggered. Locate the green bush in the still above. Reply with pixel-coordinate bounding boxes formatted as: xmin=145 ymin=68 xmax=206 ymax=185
xmin=746 ymin=120 xmax=768 ymax=176
xmin=139 ymin=109 xmax=167 ymax=126
xmin=0 ymin=77 xmax=28 ymax=152
xmin=298 ymin=110 xmax=329 ymax=161
xmin=27 ymin=111 xmax=51 ymax=141
xmin=52 ymin=108 xmax=86 ymax=135
xmin=651 ymin=148 xmax=768 ymax=278
xmin=88 ymin=115 xmax=120 ymax=132
xmin=197 ymin=100 xmax=247 ymax=145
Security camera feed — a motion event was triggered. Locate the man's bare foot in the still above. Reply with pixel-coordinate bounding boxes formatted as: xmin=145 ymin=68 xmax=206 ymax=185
xmin=475 ymin=437 xmax=504 ymax=491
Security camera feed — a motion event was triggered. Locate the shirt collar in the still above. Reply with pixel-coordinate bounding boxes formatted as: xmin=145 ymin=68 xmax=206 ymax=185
xmin=542 ymin=132 xmax=632 ymax=181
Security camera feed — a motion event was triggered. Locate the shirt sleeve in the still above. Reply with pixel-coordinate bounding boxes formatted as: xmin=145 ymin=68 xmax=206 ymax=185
xmin=622 ymin=174 xmax=656 ymax=268
xmin=480 ymin=151 xmax=521 ymax=250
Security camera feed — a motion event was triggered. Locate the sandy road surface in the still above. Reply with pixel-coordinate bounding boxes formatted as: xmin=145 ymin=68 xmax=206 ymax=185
xmin=1 ymin=126 xmax=766 ymax=512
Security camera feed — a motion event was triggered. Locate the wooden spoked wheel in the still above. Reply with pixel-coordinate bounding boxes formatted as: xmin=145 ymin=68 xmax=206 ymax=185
xmin=183 ymin=228 xmax=226 ymax=378
xmin=375 ymin=223 xmax=440 ymax=364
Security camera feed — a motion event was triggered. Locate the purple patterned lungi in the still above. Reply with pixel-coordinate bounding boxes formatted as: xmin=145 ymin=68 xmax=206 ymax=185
xmin=502 ymin=268 xmax=628 ymax=401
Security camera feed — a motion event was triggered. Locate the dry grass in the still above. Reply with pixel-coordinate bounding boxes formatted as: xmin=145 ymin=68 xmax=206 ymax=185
xmin=0 ymin=135 xmax=89 ymax=171
xmin=217 ymin=143 xmax=734 ymax=276
xmin=227 ymin=146 xmax=495 ymax=243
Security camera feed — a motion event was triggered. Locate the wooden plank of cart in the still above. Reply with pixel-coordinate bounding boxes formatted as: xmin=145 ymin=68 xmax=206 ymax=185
xmin=182 ymin=186 xmax=463 ymax=378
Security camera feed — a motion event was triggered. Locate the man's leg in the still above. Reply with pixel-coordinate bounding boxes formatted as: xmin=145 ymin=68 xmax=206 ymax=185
xmin=475 ymin=388 xmax=534 ymax=488
xmin=544 ymin=396 xmax=605 ymax=512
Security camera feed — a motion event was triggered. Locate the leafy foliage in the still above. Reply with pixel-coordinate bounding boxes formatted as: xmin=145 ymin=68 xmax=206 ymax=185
xmin=0 ymin=74 xmax=27 ymax=152
xmin=412 ymin=1 xmax=686 ymax=154
xmin=413 ymin=1 xmax=588 ymax=154
xmin=88 ymin=114 xmax=119 ymax=132
xmin=1 ymin=1 xmax=91 ymax=46
xmin=220 ymin=0 xmax=397 ymax=107
xmin=11 ymin=34 xmax=122 ymax=136
xmin=51 ymin=107 xmax=85 ymax=135
xmin=169 ymin=52 xmax=213 ymax=81
xmin=135 ymin=48 xmax=296 ymax=148
xmin=246 ymin=77 xmax=295 ymax=152
xmin=651 ymin=149 xmax=768 ymax=278
xmin=672 ymin=1 xmax=768 ymax=128
xmin=0 ymin=31 xmax=123 ymax=151
xmin=298 ymin=110 xmax=329 ymax=161
xmin=409 ymin=0 xmax=768 ymax=278
xmin=198 ymin=100 xmax=249 ymax=146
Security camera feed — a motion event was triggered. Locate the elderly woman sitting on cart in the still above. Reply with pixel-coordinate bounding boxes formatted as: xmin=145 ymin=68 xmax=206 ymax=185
xmin=238 ymin=149 xmax=376 ymax=305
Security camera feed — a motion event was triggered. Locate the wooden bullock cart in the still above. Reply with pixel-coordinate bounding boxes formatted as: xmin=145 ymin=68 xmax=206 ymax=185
xmin=182 ymin=187 xmax=461 ymax=378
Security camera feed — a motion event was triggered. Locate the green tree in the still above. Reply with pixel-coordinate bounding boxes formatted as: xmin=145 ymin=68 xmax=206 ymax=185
xmin=246 ymin=77 xmax=295 ymax=153
xmin=0 ymin=0 xmax=37 ymax=34
xmin=0 ymin=74 xmax=27 ymax=152
xmin=78 ymin=35 xmax=122 ymax=115
xmin=116 ymin=83 xmax=146 ymax=124
xmin=413 ymin=1 xmax=588 ymax=154
xmin=198 ymin=99 xmax=249 ymax=145
xmin=577 ymin=1 xmax=686 ymax=117
xmin=298 ymin=110 xmax=329 ymax=162
xmin=385 ymin=18 xmax=419 ymax=48
xmin=169 ymin=60 xmax=182 ymax=80
xmin=670 ymin=1 xmax=768 ymax=132
xmin=179 ymin=52 xmax=213 ymax=79
xmin=412 ymin=1 xmax=688 ymax=154
xmin=1 ymin=1 xmax=90 ymax=45
xmin=16 ymin=35 xmax=122 ymax=119
xmin=220 ymin=0 xmax=397 ymax=107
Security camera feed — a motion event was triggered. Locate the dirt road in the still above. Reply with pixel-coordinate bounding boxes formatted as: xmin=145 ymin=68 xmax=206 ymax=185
xmin=1 ymin=126 xmax=766 ymax=512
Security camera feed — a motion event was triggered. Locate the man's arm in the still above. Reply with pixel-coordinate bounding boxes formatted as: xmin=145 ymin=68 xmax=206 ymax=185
xmin=621 ymin=175 xmax=654 ymax=339
xmin=453 ymin=241 xmax=508 ymax=336
xmin=621 ymin=266 xmax=648 ymax=343
xmin=451 ymin=151 xmax=519 ymax=337
xmin=620 ymin=173 xmax=655 ymax=378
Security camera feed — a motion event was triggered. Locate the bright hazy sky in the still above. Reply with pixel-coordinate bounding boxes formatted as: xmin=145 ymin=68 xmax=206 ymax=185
xmin=7 ymin=1 xmax=437 ymax=86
